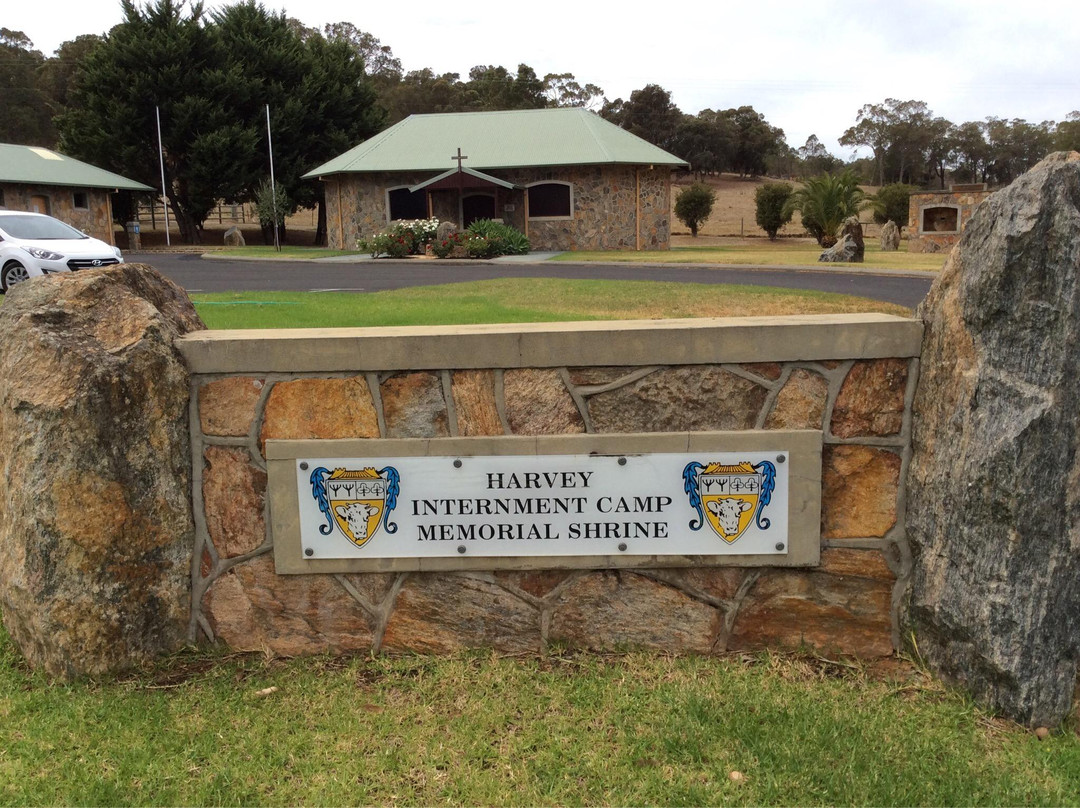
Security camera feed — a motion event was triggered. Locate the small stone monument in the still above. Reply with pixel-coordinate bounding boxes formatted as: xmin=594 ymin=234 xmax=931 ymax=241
xmin=818 ymin=234 xmax=858 ymax=263
xmin=436 ymin=221 xmax=458 ymax=241
xmin=224 ymin=226 xmax=246 ymax=247
xmin=840 ymin=216 xmax=865 ymax=262
xmin=880 ymin=220 xmax=900 ymax=251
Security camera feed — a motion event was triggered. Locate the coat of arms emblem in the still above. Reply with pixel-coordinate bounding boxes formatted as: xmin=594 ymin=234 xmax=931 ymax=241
xmin=682 ymin=460 xmax=776 ymax=543
xmin=309 ymin=466 xmax=400 ymax=548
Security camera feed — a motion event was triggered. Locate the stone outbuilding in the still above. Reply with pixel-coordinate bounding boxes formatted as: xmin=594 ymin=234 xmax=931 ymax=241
xmin=906 ymin=183 xmax=992 ymax=253
xmin=0 ymin=143 xmax=154 ymax=244
xmin=304 ymin=108 xmax=688 ymax=252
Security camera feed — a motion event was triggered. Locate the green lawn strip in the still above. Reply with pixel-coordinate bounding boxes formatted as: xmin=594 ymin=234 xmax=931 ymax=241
xmin=553 ymin=243 xmax=946 ymax=272
xmin=2 ymin=632 xmax=1077 ymax=806
xmin=212 ymin=246 xmax=367 ymax=259
xmin=189 ymin=279 xmax=910 ymax=329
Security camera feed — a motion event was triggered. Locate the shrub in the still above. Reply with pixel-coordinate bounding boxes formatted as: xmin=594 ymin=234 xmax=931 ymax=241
xmin=357 ymin=231 xmax=409 ymax=258
xmin=389 ymin=218 xmax=440 ymax=254
xmin=432 ymin=232 xmax=463 ymax=259
xmin=465 ymin=235 xmax=498 ymax=259
xmin=754 ymin=182 xmax=794 ymax=240
xmin=869 ymin=184 xmax=917 ymax=231
xmin=462 ymin=219 xmax=530 ymax=257
xmin=674 ymin=183 xmax=716 ymax=237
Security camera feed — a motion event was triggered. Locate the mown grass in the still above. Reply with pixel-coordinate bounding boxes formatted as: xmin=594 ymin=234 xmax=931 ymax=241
xmin=554 ymin=242 xmax=946 ymax=272
xmin=189 ymin=278 xmax=910 ymax=329
xmin=1 ymin=628 xmax=1077 ymax=806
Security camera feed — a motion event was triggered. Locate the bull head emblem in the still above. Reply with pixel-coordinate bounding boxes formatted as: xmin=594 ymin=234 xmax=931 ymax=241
xmin=309 ymin=465 xmax=399 ymax=548
xmin=682 ymin=460 xmax=775 ymax=544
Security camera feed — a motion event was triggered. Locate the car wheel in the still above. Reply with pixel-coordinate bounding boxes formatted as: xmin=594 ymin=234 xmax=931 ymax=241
xmin=1 ymin=260 xmax=30 ymax=292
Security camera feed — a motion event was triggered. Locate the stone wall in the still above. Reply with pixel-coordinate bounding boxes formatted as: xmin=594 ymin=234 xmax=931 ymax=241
xmin=907 ymin=189 xmax=991 ymax=253
xmin=0 ymin=183 xmax=114 ymax=244
xmin=320 ymin=166 xmax=672 ymax=252
xmin=178 ymin=315 xmax=921 ymax=659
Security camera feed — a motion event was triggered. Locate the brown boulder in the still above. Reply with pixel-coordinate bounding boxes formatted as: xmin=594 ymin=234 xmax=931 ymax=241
xmin=0 ymin=264 xmax=203 ymax=677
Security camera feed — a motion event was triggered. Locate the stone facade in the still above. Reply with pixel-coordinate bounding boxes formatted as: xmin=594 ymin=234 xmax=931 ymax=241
xmin=0 ymin=182 xmax=115 ymax=244
xmin=322 ymin=166 xmax=672 ymax=252
xmin=183 ymin=318 xmax=920 ymax=661
xmin=907 ymin=188 xmax=992 ymax=254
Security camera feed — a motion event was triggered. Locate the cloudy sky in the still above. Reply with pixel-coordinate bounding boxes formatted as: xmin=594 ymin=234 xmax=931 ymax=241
xmin=10 ymin=0 xmax=1080 ymax=156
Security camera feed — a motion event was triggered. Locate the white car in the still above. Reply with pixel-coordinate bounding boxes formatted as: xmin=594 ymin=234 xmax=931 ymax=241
xmin=0 ymin=210 xmax=124 ymax=292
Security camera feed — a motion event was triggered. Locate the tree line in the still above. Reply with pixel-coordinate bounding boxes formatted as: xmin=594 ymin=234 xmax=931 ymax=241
xmin=2 ymin=1 xmax=1078 ymax=243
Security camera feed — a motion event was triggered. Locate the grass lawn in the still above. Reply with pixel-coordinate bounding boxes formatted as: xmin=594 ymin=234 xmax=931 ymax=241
xmin=190 ymin=279 xmax=910 ymax=329
xmin=212 ymin=246 xmax=367 ymax=259
xmin=554 ymin=242 xmax=946 ymax=272
xmin=1 ymin=630 xmax=1077 ymax=806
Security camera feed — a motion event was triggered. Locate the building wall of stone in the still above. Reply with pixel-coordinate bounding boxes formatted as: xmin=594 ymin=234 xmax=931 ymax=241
xmin=186 ymin=319 xmax=918 ymax=660
xmin=907 ymin=190 xmax=991 ymax=254
xmin=0 ymin=183 xmax=114 ymax=244
xmin=321 ymin=166 xmax=672 ymax=252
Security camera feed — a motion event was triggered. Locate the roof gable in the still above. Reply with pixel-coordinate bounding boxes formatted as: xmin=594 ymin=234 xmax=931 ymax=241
xmin=304 ymin=108 xmax=688 ymax=178
xmin=0 ymin=144 xmax=154 ymax=192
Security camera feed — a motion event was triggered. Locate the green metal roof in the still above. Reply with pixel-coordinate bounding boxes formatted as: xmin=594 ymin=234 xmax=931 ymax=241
xmin=304 ymin=108 xmax=688 ymax=178
xmin=0 ymin=143 xmax=154 ymax=191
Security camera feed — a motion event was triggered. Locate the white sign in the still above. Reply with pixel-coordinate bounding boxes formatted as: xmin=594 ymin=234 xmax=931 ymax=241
xmin=295 ymin=451 xmax=789 ymax=560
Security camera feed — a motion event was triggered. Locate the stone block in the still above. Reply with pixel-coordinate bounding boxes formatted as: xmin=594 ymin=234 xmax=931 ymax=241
xmin=198 ymin=376 xmax=264 ymax=437
xmin=381 ymin=372 xmax=449 ymax=438
xmin=503 ymin=368 xmax=585 ymax=435
xmin=203 ymin=446 xmax=266 ymax=558
xmin=203 ymin=554 xmax=378 ymax=655
xmin=588 ymin=366 xmax=767 ymax=433
xmin=728 ymin=568 xmax=893 ymax=657
xmin=381 ymin=574 xmax=541 ymax=653
xmin=765 ymin=369 xmax=829 ymax=430
xmin=549 ymin=571 xmax=722 ymax=653
xmin=567 ymin=367 xmax=636 ymax=386
xmin=831 ymin=359 xmax=908 ymax=438
xmin=821 ymin=445 xmax=900 ymax=539
xmin=259 ymin=376 xmax=379 ymax=450
xmin=451 ymin=370 xmax=502 ymax=436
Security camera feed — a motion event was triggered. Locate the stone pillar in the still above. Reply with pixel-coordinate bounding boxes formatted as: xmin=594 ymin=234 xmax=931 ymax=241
xmin=906 ymin=152 xmax=1080 ymax=727
xmin=0 ymin=264 xmax=204 ymax=678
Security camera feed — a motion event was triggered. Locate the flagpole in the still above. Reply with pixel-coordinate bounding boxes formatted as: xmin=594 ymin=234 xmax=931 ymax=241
xmin=155 ymin=106 xmax=170 ymax=247
xmin=266 ymin=104 xmax=279 ymax=252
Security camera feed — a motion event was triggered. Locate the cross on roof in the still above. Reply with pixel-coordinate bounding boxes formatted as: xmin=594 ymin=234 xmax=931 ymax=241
xmin=451 ymin=147 xmax=468 ymax=171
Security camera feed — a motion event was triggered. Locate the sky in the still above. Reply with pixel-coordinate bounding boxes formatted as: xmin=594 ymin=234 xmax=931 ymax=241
xmin=9 ymin=0 xmax=1080 ymax=157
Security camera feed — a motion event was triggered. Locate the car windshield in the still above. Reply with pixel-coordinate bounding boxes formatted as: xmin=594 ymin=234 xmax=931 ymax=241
xmin=0 ymin=215 xmax=88 ymax=240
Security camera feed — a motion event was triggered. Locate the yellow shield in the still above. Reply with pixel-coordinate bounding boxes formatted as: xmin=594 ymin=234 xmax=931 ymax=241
xmin=698 ymin=462 xmax=761 ymax=543
xmin=327 ymin=468 xmax=385 ymax=548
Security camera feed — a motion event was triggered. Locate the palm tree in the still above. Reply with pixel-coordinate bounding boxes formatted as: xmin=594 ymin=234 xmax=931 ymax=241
xmin=784 ymin=170 xmax=867 ymax=247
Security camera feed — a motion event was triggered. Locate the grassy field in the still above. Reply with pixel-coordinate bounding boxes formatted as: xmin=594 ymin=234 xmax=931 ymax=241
xmin=555 ymin=241 xmax=945 ymax=272
xmin=188 ymin=278 xmax=910 ymax=329
xmin=1 ymin=629 xmax=1077 ymax=806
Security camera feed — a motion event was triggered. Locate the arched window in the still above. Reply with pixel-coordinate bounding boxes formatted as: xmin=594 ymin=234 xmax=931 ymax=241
xmin=527 ymin=182 xmax=573 ymax=219
xmin=387 ymin=186 xmax=428 ymax=221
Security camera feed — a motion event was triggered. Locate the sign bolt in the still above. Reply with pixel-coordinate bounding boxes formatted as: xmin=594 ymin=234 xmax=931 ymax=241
xmin=618 ymin=457 xmax=627 ymax=466
xmin=776 ymin=455 xmax=786 ymax=464
xmin=453 ymin=459 xmax=462 ymax=468
xmin=775 ymin=542 xmax=785 ymax=551
xmin=304 ymin=548 xmax=314 ymax=557
xmin=300 ymin=462 xmax=309 ymax=470
xmin=457 ymin=545 xmax=466 ymax=554
xmin=618 ymin=543 xmax=627 ymax=551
